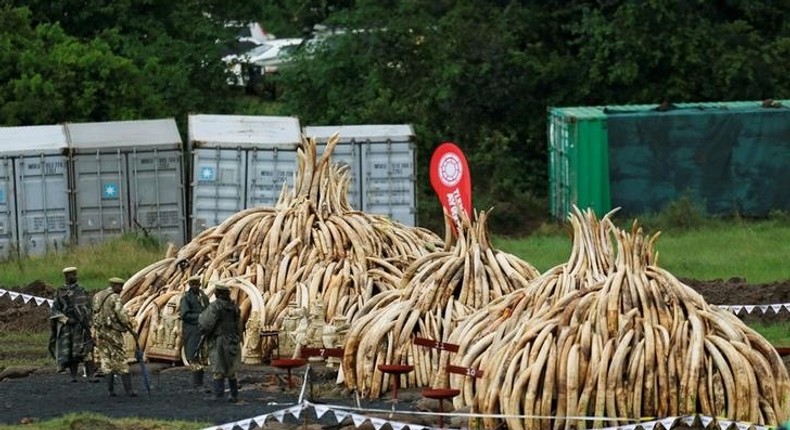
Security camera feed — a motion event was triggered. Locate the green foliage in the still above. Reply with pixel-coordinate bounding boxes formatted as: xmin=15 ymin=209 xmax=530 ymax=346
xmin=1 ymin=1 xmax=788 ymax=234
xmin=276 ymin=0 xmax=789 ymax=233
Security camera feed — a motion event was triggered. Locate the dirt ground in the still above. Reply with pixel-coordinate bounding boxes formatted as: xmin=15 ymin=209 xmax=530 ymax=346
xmin=0 ymin=278 xmax=788 ymax=428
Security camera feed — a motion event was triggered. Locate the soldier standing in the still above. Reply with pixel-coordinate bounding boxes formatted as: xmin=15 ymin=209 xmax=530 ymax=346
xmin=49 ymin=267 xmax=96 ymax=382
xmin=198 ymin=283 xmax=242 ymax=402
xmin=93 ymin=277 xmax=137 ymax=397
xmin=180 ymin=275 xmax=210 ymax=392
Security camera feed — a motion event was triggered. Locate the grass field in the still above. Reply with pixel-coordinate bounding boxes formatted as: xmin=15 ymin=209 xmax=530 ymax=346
xmin=0 ymin=218 xmax=787 ymax=291
xmin=0 ymin=412 xmax=208 ymax=430
xmin=494 ymin=218 xmax=790 ymax=283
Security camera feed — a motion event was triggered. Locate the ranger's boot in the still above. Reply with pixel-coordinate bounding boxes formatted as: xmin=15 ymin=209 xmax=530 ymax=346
xmin=69 ymin=363 xmax=79 ymax=382
xmin=207 ymin=378 xmax=225 ymax=402
xmin=85 ymin=361 xmax=100 ymax=383
xmin=228 ymin=379 xmax=239 ymax=403
xmin=107 ymin=372 xmax=117 ymax=397
xmin=121 ymin=373 xmax=138 ymax=397
xmin=192 ymin=369 xmax=205 ymax=393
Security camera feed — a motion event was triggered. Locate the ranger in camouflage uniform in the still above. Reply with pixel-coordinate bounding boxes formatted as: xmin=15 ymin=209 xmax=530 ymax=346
xmin=180 ymin=275 xmax=210 ymax=392
xmin=49 ymin=267 xmax=96 ymax=382
xmin=93 ymin=277 xmax=137 ymax=397
xmin=198 ymin=283 xmax=242 ymax=402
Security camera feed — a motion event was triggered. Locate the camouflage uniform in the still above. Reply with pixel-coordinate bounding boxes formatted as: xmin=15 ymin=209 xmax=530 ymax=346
xmin=93 ymin=286 xmax=132 ymax=373
xmin=92 ymin=278 xmax=137 ymax=397
xmin=180 ymin=276 xmax=209 ymax=390
xmin=198 ymin=283 xmax=242 ymax=401
xmin=50 ymin=268 xmax=94 ymax=381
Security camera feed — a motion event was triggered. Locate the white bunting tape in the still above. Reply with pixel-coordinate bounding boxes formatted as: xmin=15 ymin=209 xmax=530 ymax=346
xmin=717 ymin=303 xmax=790 ymax=315
xmin=200 ymin=402 xmax=776 ymax=430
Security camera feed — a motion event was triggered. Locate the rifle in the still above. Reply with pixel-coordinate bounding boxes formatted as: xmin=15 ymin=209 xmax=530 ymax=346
xmin=191 ymin=335 xmax=206 ymax=363
xmin=128 ymin=326 xmax=151 ymax=396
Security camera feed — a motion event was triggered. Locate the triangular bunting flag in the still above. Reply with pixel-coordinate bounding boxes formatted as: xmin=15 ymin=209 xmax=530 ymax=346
xmin=314 ymin=404 xmax=329 ymax=418
xmin=659 ymin=417 xmax=678 ymax=430
xmin=681 ymin=415 xmax=696 ymax=426
xmin=0 ymin=288 xmax=6 ymax=296
xmin=46 ymin=299 xmax=54 ymax=308
xmin=784 ymin=304 xmax=790 ymax=312
xmin=9 ymin=292 xmax=19 ymax=300
xmin=289 ymin=405 xmax=302 ymax=419
xmin=758 ymin=305 xmax=769 ymax=314
xmin=351 ymin=413 xmax=368 ymax=427
xmin=642 ymin=420 xmax=657 ymax=430
xmin=370 ymin=417 xmax=388 ymax=430
xmin=744 ymin=305 xmax=755 ymax=314
xmin=718 ymin=305 xmax=730 ymax=311
xmin=735 ymin=422 xmax=751 ymax=430
xmin=718 ymin=419 xmax=733 ymax=430
xmin=752 ymin=425 xmax=768 ymax=430
xmin=620 ymin=424 xmax=637 ymax=430
xmin=333 ymin=410 xmax=349 ymax=422
xmin=220 ymin=424 xmax=234 ymax=430
xmin=731 ymin=306 xmax=743 ymax=315
xmin=237 ymin=418 xmax=252 ymax=429
xmin=252 ymin=414 xmax=269 ymax=427
xmin=272 ymin=409 xmax=286 ymax=422
xmin=771 ymin=304 xmax=783 ymax=313
xmin=34 ymin=297 xmax=45 ymax=306
xmin=699 ymin=415 xmax=714 ymax=427
xmin=390 ymin=422 xmax=407 ymax=430
xmin=22 ymin=294 xmax=32 ymax=303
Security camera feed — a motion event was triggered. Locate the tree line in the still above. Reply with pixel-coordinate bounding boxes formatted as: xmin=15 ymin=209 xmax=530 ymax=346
xmin=2 ymin=1 xmax=788 ymax=234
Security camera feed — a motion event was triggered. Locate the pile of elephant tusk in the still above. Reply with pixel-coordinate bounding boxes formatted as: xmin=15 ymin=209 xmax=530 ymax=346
xmin=341 ymin=210 xmax=539 ymax=398
xmin=447 ymin=209 xmax=789 ymax=429
xmin=117 ymin=132 xmax=789 ymax=428
xmin=120 ymin=134 xmax=442 ymax=357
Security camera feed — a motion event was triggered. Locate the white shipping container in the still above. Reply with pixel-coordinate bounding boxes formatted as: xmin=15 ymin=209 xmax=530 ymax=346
xmin=303 ymin=125 xmax=417 ymax=226
xmin=188 ymin=114 xmax=301 ymax=237
xmin=66 ymin=119 xmax=186 ymax=246
xmin=0 ymin=125 xmax=71 ymax=258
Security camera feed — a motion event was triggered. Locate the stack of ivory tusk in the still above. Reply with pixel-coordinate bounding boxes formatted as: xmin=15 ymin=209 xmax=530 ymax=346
xmin=341 ymin=209 xmax=539 ymax=398
xmin=119 ymin=134 xmax=443 ymax=353
xmin=449 ymin=208 xmax=789 ymax=429
xmin=447 ymin=207 xmax=619 ymax=411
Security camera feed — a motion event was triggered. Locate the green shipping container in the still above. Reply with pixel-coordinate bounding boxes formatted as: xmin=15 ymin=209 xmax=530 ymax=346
xmin=548 ymin=106 xmax=609 ymax=220
xmin=548 ymin=100 xmax=790 ymax=220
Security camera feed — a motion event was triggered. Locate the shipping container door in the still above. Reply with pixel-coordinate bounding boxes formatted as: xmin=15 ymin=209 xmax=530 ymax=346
xmin=191 ymin=147 xmax=246 ymax=237
xmin=317 ymin=142 xmax=361 ymax=209
xmin=247 ymin=146 xmax=299 ymax=209
xmin=128 ymin=149 xmax=186 ymax=246
xmin=72 ymin=150 xmax=130 ymax=245
xmin=15 ymin=154 xmax=71 ymax=256
xmin=0 ymin=157 xmax=16 ymax=258
xmin=548 ymin=113 xmax=572 ymax=219
xmin=360 ymin=140 xmax=416 ymax=226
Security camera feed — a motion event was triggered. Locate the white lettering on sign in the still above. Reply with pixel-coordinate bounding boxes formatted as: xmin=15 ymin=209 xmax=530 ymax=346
xmin=446 ymin=189 xmax=462 ymax=222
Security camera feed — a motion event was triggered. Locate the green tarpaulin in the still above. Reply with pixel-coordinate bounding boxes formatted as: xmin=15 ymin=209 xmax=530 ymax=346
xmin=606 ymin=106 xmax=790 ymax=216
